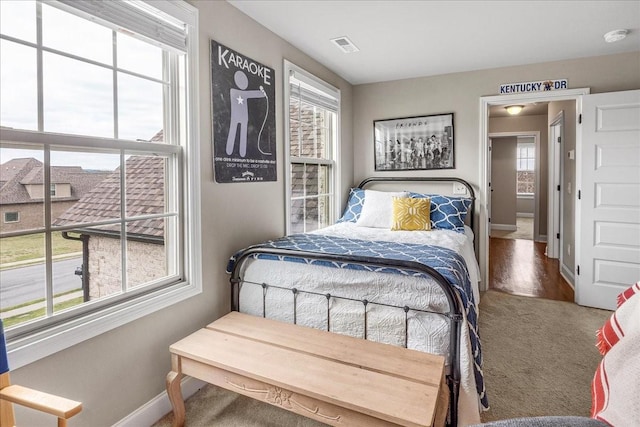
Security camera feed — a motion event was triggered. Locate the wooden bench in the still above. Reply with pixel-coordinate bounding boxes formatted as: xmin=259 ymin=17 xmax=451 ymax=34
xmin=166 ymin=312 xmax=448 ymax=427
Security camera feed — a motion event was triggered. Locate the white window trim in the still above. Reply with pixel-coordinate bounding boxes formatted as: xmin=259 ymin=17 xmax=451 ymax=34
xmin=283 ymin=60 xmax=341 ymax=235
xmin=4 ymin=0 xmax=201 ymax=370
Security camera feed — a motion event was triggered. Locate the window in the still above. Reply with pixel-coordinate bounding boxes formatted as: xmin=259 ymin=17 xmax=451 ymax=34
xmin=4 ymin=212 xmax=19 ymax=223
xmin=516 ymin=139 xmax=535 ymax=195
xmin=0 ymin=0 xmax=200 ymax=368
xmin=285 ymin=61 xmax=340 ymax=234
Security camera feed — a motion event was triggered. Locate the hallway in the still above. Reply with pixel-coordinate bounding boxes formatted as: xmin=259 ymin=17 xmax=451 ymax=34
xmin=489 ymin=237 xmax=574 ymax=302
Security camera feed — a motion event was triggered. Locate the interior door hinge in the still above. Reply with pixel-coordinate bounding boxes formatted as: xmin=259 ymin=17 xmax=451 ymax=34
xmin=578 ymin=190 xmax=581 ymax=200
xmin=557 ymin=136 xmax=561 ymax=143
xmin=579 ymin=114 xmax=582 ymax=124
xmin=556 ymin=233 xmax=560 ymax=239
xmin=557 ymin=185 xmax=561 ymax=191
xmin=577 ymin=265 xmax=580 ymax=275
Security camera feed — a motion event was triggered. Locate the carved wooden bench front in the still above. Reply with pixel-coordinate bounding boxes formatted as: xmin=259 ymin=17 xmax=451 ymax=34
xmin=166 ymin=311 xmax=448 ymax=427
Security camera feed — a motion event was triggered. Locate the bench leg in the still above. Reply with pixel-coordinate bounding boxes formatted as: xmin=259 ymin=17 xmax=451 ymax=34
xmin=166 ymin=370 xmax=185 ymax=427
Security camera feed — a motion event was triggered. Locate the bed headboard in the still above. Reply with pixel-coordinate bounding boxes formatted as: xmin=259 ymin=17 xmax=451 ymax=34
xmin=356 ymin=176 xmax=476 ymax=233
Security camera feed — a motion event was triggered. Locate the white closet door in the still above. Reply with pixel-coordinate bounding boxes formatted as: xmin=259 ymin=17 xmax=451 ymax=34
xmin=577 ymin=89 xmax=640 ymax=310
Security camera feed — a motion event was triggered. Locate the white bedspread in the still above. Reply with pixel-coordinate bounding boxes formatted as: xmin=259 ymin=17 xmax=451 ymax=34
xmin=236 ymin=223 xmax=482 ymax=425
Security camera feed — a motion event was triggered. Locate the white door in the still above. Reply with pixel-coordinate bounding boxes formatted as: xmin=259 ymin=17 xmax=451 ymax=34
xmin=577 ymin=89 xmax=640 ymax=310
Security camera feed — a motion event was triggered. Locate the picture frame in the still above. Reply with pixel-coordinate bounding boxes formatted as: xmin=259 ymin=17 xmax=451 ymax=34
xmin=374 ymin=113 xmax=454 ymax=171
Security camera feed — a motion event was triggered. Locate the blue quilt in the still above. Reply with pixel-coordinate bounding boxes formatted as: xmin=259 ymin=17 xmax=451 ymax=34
xmin=228 ymin=233 xmax=488 ymax=409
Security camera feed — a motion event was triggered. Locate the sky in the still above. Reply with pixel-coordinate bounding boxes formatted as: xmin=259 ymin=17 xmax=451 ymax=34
xmin=0 ymin=0 xmax=167 ymax=170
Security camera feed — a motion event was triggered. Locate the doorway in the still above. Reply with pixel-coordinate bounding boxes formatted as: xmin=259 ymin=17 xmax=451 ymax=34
xmin=479 ymin=89 xmax=589 ymax=301
xmin=488 ymin=132 xmax=540 ymax=242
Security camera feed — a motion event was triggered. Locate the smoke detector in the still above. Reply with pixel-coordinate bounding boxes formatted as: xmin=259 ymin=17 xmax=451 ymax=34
xmin=604 ymin=29 xmax=628 ymax=43
xmin=331 ymin=36 xmax=360 ymax=53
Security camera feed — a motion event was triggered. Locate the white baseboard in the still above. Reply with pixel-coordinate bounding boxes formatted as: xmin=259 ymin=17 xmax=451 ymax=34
xmin=113 ymin=376 xmax=207 ymax=427
xmin=516 ymin=213 xmax=534 ymax=218
xmin=561 ymin=265 xmax=575 ymax=289
xmin=491 ymin=223 xmax=517 ymax=231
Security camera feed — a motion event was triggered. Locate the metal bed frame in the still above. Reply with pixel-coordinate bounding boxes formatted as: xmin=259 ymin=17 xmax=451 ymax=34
xmin=229 ymin=177 xmax=476 ymax=426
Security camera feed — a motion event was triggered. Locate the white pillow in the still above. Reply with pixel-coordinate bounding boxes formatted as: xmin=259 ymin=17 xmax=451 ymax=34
xmin=356 ymin=190 xmax=408 ymax=228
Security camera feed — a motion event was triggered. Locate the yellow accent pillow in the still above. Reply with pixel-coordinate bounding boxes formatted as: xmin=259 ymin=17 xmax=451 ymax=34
xmin=391 ymin=197 xmax=432 ymax=231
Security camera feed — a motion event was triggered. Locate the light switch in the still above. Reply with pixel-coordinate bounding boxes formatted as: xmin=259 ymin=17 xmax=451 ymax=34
xmin=453 ymin=182 xmax=467 ymax=195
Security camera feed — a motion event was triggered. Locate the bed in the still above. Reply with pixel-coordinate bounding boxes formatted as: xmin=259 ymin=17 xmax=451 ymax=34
xmin=226 ymin=177 xmax=487 ymax=426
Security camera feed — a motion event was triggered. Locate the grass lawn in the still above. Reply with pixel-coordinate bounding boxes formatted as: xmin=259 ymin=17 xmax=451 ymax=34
xmin=0 ymin=232 xmax=82 ymax=265
xmin=2 ymin=296 xmax=83 ymax=328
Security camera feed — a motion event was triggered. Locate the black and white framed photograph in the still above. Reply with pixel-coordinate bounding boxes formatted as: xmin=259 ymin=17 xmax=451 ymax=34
xmin=374 ymin=113 xmax=454 ymax=171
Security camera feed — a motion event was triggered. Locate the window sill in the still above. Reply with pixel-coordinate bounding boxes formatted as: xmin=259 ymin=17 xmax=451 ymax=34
xmin=7 ymin=279 xmax=201 ymax=369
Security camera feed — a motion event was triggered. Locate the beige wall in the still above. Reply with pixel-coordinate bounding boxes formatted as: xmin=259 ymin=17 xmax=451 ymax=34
xmin=10 ymin=1 xmax=353 ymax=426
xmin=352 ymin=51 xmax=640 ymax=280
xmin=490 ymin=137 xmax=517 ymax=227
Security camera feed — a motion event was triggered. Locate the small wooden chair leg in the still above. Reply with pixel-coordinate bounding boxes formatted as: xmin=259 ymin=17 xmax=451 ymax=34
xmin=166 ymin=371 xmax=185 ymax=427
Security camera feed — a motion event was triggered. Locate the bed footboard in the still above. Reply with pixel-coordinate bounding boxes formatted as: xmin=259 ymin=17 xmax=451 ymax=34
xmin=229 ymin=247 xmax=465 ymax=427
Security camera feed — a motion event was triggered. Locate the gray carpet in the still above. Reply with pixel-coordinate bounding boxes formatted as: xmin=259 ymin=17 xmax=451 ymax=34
xmin=152 ymin=291 xmax=610 ymax=426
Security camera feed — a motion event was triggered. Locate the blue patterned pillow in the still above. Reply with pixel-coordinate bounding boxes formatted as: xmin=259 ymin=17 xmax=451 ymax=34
xmin=409 ymin=192 xmax=471 ymax=232
xmin=336 ymin=188 xmax=365 ymax=223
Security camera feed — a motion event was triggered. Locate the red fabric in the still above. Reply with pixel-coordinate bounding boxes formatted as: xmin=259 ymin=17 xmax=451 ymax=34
xmin=590 ymin=282 xmax=640 ymax=425
xmin=617 ymin=282 xmax=640 ymax=307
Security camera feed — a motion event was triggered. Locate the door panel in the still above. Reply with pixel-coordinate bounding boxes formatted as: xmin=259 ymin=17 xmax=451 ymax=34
xmin=578 ymin=90 xmax=640 ymax=310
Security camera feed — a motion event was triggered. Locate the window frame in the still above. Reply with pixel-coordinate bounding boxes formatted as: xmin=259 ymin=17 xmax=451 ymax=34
xmin=516 ymin=140 xmax=535 ymax=196
xmin=4 ymin=212 xmax=20 ymax=223
xmin=284 ymin=60 xmax=340 ymax=235
xmin=1 ymin=0 xmax=201 ymax=369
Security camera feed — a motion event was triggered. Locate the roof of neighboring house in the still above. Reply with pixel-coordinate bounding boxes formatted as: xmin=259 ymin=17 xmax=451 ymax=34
xmin=54 ymin=155 xmax=166 ymax=239
xmin=20 ymin=166 xmax=85 ymax=184
xmin=54 ymin=129 xmax=166 ymax=238
xmin=0 ymin=158 xmax=110 ymax=205
xmin=0 ymin=158 xmax=42 ymax=204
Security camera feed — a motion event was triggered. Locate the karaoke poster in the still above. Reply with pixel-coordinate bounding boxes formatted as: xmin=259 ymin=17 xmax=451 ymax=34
xmin=211 ymin=40 xmax=276 ymax=183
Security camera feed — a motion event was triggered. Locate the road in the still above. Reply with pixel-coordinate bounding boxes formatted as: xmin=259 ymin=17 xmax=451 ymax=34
xmin=0 ymin=257 xmax=82 ymax=308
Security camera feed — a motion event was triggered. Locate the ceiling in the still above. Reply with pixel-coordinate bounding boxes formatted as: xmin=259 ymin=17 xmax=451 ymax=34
xmin=228 ymin=1 xmax=640 ymax=85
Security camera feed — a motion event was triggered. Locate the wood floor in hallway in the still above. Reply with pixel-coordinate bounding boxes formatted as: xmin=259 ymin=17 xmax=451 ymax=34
xmin=489 ymin=237 xmax=574 ymax=302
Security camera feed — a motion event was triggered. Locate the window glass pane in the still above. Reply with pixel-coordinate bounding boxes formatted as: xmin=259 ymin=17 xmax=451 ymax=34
xmin=43 ymin=52 xmax=114 ymax=137
xmin=126 ymin=217 xmax=171 ymax=289
xmin=0 ymin=0 xmax=36 ymax=43
xmin=290 ymin=199 xmax=304 ymax=234
xmin=42 ymin=4 xmax=112 ymax=65
xmin=118 ymin=73 xmax=164 ymax=141
xmin=290 ymin=164 xmax=304 ymax=197
xmin=124 ymin=155 xmax=166 ymax=218
xmin=305 ymin=164 xmax=318 ymax=196
xmin=318 ymin=165 xmax=329 ymax=195
xmin=83 ymin=224 xmax=123 ymax=300
xmin=117 ymin=32 xmax=163 ymax=80
xmin=0 ymin=145 xmax=44 ymax=232
xmin=0 ymin=233 xmax=46 ymax=327
xmin=50 ymin=149 xmax=121 ymax=228
xmin=304 ymin=196 xmax=319 ymax=232
xmin=51 ymin=231 xmax=83 ymax=313
xmin=0 ymin=40 xmax=38 ymax=130
xmin=289 ymin=96 xmax=301 ymax=157
xmin=316 ymin=194 xmax=330 ymax=229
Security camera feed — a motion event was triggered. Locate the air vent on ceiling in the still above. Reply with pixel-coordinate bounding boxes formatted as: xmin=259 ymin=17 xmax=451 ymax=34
xmin=331 ymin=36 xmax=359 ymax=53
